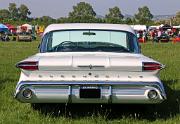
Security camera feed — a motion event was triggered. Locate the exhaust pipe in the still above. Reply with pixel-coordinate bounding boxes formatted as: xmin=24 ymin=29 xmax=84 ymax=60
xmin=147 ymin=90 xmax=158 ymax=100
xmin=22 ymin=88 xmax=33 ymax=99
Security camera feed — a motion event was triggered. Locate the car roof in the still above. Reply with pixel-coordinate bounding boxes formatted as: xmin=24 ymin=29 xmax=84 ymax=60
xmin=43 ymin=23 xmax=135 ymax=35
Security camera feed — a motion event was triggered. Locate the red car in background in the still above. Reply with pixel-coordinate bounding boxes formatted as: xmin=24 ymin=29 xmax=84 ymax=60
xmin=172 ymin=35 xmax=180 ymax=43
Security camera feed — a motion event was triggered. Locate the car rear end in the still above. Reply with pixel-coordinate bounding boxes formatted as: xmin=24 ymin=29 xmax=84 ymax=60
xmin=159 ymin=34 xmax=169 ymax=42
xmin=17 ymin=33 xmax=32 ymax=42
xmin=14 ymin=24 xmax=166 ymax=104
xmin=14 ymin=53 xmax=166 ymax=104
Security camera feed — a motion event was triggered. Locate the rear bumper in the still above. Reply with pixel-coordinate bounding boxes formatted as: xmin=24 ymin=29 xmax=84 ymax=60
xmin=18 ymin=38 xmax=32 ymax=41
xmin=14 ymin=81 xmax=166 ymax=104
xmin=160 ymin=39 xmax=169 ymax=42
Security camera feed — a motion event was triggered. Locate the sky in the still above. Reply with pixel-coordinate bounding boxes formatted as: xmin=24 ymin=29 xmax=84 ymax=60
xmin=0 ymin=0 xmax=180 ymax=18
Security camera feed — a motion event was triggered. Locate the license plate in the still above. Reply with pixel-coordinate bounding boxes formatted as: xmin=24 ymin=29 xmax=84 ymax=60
xmin=80 ymin=86 xmax=101 ymax=98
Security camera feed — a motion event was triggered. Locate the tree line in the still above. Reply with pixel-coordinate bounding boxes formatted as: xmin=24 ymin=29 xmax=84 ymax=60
xmin=0 ymin=3 xmax=31 ymax=23
xmin=0 ymin=2 xmax=180 ymax=26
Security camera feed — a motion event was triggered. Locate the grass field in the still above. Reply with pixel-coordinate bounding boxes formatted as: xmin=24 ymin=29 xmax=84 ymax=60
xmin=0 ymin=40 xmax=180 ymax=124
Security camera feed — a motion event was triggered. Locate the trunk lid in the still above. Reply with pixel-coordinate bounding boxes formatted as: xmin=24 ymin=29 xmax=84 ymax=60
xmin=37 ymin=52 xmax=145 ymax=72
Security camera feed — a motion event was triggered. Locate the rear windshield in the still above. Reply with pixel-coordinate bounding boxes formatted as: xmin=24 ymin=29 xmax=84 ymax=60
xmin=40 ymin=29 xmax=140 ymax=53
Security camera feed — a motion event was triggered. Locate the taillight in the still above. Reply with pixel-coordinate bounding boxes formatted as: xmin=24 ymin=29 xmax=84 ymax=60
xmin=16 ymin=61 xmax=38 ymax=71
xmin=143 ymin=62 xmax=162 ymax=71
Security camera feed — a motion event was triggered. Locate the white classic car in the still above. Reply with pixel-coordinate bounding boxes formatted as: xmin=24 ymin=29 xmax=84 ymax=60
xmin=15 ymin=23 xmax=166 ymax=104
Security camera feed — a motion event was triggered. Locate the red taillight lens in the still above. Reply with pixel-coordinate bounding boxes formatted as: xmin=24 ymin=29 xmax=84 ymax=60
xmin=143 ymin=62 xmax=162 ymax=71
xmin=16 ymin=61 xmax=38 ymax=71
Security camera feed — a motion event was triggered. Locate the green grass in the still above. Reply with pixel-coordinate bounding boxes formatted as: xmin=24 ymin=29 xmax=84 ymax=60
xmin=0 ymin=41 xmax=180 ymax=124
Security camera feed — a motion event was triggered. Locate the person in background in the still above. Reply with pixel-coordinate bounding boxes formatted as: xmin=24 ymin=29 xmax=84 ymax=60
xmin=153 ymin=30 xmax=158 ymax=42
xmin=137 ymin=32 xmax=140 ymax=39
xmin=165 ymin=30 xmax=168 ymax=35
xmin=142 ymin=30 xmax=146 ymax=43
xmin=152 ymin=30 xmax=155 ymax=42
xmin=4 ymin=32 xmax=10 ymax=41
xmin=0 ymin=31 xmax=5 ymax=41
xmin=157 ymin=29 xmax=162 ymax=42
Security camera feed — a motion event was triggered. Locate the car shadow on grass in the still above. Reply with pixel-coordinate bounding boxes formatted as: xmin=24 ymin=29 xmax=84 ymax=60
xmin=31 ymin=79 xmax=180 ymax=121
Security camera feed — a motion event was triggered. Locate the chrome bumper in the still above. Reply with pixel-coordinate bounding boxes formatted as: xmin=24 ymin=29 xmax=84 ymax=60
xmin=14 ymin=81 xmax=166 ymax=104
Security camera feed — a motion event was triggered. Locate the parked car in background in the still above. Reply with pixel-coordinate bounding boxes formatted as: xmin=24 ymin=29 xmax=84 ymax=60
xmin=0 ymin=32 xmax=10 ymax=41
xmin=14 ymin=23 xmax=166 ymax=105
xmin=158 ymin=33 xmax=170 ymax=42
xmin=17 ymin=32 xmax=32 ymax=42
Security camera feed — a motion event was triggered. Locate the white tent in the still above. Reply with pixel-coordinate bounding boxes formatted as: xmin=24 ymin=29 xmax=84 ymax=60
xmin=22 ymin=24 xmax=32 ymax=30
xmin=173 ymin=25 xmax=180 ymax=29
xmin=148 ymin=26 xmax=160 ymax=30
xmin=130 ymin=25 xmax=147 ymax=31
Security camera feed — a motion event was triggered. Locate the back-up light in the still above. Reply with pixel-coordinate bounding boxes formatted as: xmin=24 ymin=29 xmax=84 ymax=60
xmin=16 ymin=61 xmax=38 ymax=71
xmin=143 ymin=62 xmax=162 ymax=71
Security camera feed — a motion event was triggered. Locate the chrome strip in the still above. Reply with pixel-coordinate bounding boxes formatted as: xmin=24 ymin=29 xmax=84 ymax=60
xmin=18 ymin=81 xmax=162 ymax=86
xmin=78 ymin=65 xmax=105 ymax=69
xmin=16 ymin=81 xmax=166 ymax=99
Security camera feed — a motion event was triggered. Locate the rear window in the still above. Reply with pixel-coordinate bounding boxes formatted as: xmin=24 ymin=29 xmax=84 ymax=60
xmin=40 ymin=29 xmax=140 ymax=53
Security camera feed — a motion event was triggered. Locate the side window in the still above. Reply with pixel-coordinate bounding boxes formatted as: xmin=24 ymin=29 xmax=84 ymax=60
xmin=128 ymin=33 xmax=140 ymax=53
xmin=40 ymin=33 xmax=49 ymax=53
xmin=46 ymin=33 xmax=53 ymax=51
xmin=133 ymin=36 xmax=140 ymax=53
